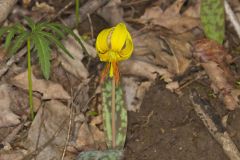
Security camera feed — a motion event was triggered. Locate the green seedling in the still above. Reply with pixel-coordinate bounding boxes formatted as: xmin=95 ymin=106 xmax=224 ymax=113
xmin=0 ymin=17 xmax=85 ymax=119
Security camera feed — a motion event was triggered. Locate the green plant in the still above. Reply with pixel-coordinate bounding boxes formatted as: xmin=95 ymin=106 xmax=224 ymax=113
xmin=78 ymin=23 xmax=133 ymax=159
xmin=201 ymin=0 xmax=225 ymax=44
xmin=0 ymin=17 xmax=84 ymax=119
xmin=75 ymin=0 xmax=80 ymax=25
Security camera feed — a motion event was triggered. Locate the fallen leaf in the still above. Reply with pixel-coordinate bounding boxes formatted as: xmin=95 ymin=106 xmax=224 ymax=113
xmin=32 ymin=2 xmax=55 ymax=13
xmin=11 ymin=70 xmax=71 ymax=100
xmin=166 ymin=81 xmax=180 ymax=92
xmin=59 ymin=30 xmax=95 ymax=79
xmin=76 ymin=123 xmax=95 ymax=150
xmin=0 ymin=84 xmax=20 ymax=128
xmin=22 ymin=0 xmax=31 ymax=8
xmin=122 ymin=77 xmax=151 ymax=112
xmin=119 ymin=59 xmax=173 ymax=82
xmin=97 ymin=0 xmax=124 ymax=27
xmin=193 ymin=39 xmax=237 ymax=110
xmin=146 ymin=36 xmax=192 ymax=75
xmin=25 ymin=100 xmax=70 ymax=160
xmin=139 ymin=0 xmax=199 ymax=33
xmin=0 ymin=150 xmax=25 ymax=160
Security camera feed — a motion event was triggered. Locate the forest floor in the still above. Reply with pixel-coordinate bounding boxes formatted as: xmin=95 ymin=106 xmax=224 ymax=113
xmin=1 ymin=0 xmax=240 ymax=160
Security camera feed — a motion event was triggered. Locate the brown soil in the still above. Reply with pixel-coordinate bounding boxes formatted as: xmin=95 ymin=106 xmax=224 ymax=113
xmin=124 ymin=81 xmax=240 ymax=160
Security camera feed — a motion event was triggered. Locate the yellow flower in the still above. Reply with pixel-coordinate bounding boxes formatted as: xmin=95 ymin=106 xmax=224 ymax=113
xmin=96 ymin=23 xmax=133 ymax=83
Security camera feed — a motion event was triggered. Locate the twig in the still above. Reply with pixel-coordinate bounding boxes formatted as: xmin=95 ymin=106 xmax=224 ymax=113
xmin=112 ymin=78 xmax=116 ymax=148
xmin=225 ymin=0 xmax=240 ymax=39
xmin=190 ymin=89 xmax=240 ymax=160
xmin=61 ymin=99 xmax=73 ymax=160
xmin=52 ymin=1 xmax=73 ymax=20
xmin=87 ymin=13 xmax=94 ymax=40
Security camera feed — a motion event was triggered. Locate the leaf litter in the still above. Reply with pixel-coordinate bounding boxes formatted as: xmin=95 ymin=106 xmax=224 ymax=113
xmin=1 ymin=0 xmax=240 ymax=160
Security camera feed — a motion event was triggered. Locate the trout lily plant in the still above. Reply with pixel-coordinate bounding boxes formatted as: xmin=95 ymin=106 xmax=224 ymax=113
xmin=0 ymin=17 xmax=84 ymax=119
xmin=78 ymin=23 xmax=133 ymax=160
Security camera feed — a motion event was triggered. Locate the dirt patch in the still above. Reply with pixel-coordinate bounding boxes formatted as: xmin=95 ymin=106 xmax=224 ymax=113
xmin=125 ymin=82 xmax=230 ymax=160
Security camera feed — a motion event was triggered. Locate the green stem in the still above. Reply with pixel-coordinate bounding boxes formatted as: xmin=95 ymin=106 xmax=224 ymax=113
xmin=75 ymin=0 xmax=80 ymax=26
xmin=111 ymin=78 xmax=116 ymax=148
xmin=27 ymin=38 xmax=34 ymax=120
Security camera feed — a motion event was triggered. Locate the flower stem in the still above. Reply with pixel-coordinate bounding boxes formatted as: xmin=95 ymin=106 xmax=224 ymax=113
xmin=111 ymin=78 xmax=116 ymax=148
xmin=75 ymin=0 xmax=80 ymax=26
xmin=27 ymin=38 xmax=34 ymax=120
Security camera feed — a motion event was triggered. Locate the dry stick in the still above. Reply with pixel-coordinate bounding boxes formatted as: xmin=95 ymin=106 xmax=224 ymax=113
xmin=112 ymin=78 xmax=116 ymax=148
xmin=190 ymin=90 xmax=240 ymax=160
xmin=224 ymin=0 xmax=240 ymax=39
xmin=61 ymin=99 xmax=73 ymax=160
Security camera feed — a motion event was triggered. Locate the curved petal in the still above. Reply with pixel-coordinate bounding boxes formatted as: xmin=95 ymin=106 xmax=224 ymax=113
xmin=118 ymin=37 xmax=134 ymax=61
xmin=96 ymin=28 xmax=112 ymax=53
xmin=98 ymin=52 xmax=110 ymax=61
xmin=110 ymin=23 xmax=128 ymax=52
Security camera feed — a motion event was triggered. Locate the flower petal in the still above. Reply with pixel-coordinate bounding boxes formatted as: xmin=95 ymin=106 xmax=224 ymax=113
xmin=98 ymin=52 xmax=110 ymax=61
xmin=96 ymin=28 xmax=112 ymax=53
xmin=110 ymin=23 xmax=128 ymax=51
xmin=118 ymin=37 xmax=133 ymax=60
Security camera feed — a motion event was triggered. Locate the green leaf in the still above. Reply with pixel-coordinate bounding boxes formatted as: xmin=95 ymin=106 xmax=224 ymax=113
xmin=5 ymin=28 xmax=17 ymax=49
xmin=50 ymin=23 xmax=88 ymax=54
xmin=38 ymin=31 xmax=73 ymax=59
xmin=32 ymin=34 xmax=51 ymax=79
xmin=102 ymin=78 xmax=127 ymax=149
xmin=0 ymin=27 xmax=9 ymax=38
xmin=44 ymin=23 xmax=66 ymax=38
xmin=8 ymin=32 xmax=29 ymax=55
xmin=201 ymin=0 xmax=225 ymax=44
xmin=24 ymin=16 xmax=36 ymax=31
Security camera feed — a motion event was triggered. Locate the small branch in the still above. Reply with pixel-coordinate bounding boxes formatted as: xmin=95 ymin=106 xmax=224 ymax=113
xmin=61 ymin=99 xmax=73 ymax=160
xmin=224 ymin=0 xmax=240 ymax=39
xmin=112 ymin=78 xmax=116 ymax=148
xmin=190 ymin=89 xmax=240 ymax=160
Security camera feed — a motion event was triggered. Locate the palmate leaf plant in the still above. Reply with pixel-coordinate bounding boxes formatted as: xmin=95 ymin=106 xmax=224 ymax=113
xmin=0 ymin=17 xmax=85 ymax=119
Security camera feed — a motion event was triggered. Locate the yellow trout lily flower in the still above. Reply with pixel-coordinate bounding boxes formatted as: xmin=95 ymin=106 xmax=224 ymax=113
xmin=96 ymin=23 xmax=133 ymax=83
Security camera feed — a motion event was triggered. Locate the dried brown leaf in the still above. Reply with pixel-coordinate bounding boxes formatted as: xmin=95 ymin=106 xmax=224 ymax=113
xmin=59 ymin=30 xmax=96 ymax=79
xmin=119 ymin=59 xmax=173 ymax=82
xmin=76 ymin=123 xmax=95 ymax=149
xmin=146 ymin=36 xmax=192 ymax=75
xmin=139 ymin=0 xmax=199 ymax=33
xmin=0 ymin=150 xmax=25 ymax=160
xmin=0 ymin=84 xmax=20 ymax=128
xmin=122 ymin=77 xmax=151 ymax=112
xmin=26 ymin=100 xmax=70 ymax=160
xmin=11 ymin=70 xmax=70 ymax=100
xmin=32 ymin=2 xmax=55 ymax=13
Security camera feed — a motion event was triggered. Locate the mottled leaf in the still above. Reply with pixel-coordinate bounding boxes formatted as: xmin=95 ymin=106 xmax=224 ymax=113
xmin=102 ymin=78 xmax=127 ymax=149
xmin=200 ymin=0 xmax=225 ymax=44
xmin=77 ymin=150 xmax=123 ymax=160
